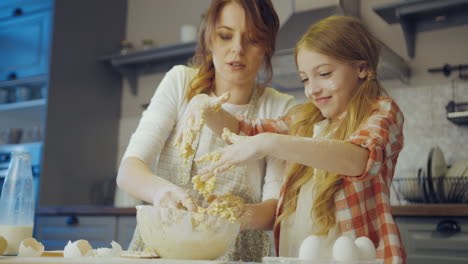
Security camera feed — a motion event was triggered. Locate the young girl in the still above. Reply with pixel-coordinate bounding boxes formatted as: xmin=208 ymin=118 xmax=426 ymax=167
xmin=117 ymin=0 xmax=295 ymax=261
xmin=188 ymin=16 xmax=406 ymax=263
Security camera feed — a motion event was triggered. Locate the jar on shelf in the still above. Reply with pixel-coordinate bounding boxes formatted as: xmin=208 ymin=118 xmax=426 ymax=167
xmin=15 ymin=86 xmax=32 ymax=102
xmin=141 ymin=39 xmax=155 ymax=50
xmin=120 ymin=40 xmax=135 ymax=55
xmin=0 ymin=88 xmax=8 ymax=104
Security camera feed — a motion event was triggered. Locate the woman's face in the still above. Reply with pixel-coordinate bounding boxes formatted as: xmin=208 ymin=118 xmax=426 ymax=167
xmin=210 ymin=2 xmax=265 ymax=87
xmin=297 ymin=48 xmax=366 ymax=120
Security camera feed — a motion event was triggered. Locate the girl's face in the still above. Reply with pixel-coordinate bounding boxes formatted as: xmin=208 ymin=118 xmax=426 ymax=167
xmin=210 ymin=2 xmax=265 ymax=87
xmin=297 ymin=48 xmax=366 ymax=120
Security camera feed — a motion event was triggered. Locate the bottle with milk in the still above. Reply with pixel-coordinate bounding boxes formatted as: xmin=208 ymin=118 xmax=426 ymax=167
xmin=0 ymin=152 xmax=35 ymax=255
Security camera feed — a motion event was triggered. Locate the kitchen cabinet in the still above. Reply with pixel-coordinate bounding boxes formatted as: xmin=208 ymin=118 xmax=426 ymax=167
xmin=395 ymin=216 xmax=468 ymax=264
xmin=34 ymin=214 xmax=136 ymax=250
xmin=115 ymin=216 xmax=137 ymax=249
xmin=0 ymin=1 xmax=52 ymax=81
xmin=0 ymin=0 xmax=51 ymax=136
xmin=0 ymin=76 xmax=47 ymax=129
xmin=38 ymin=0 xmax=126 ymax=206
xmin=1 ymin=0 xmax=127 ymax=207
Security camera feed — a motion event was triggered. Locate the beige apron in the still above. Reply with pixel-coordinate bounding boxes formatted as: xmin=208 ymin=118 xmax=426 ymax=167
xmin=128 ymin=86 xmax=271 ymax=262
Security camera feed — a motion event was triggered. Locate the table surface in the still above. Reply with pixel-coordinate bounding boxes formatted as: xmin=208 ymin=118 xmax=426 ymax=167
xmin=35 ymin=204 xmax=468 ymax=217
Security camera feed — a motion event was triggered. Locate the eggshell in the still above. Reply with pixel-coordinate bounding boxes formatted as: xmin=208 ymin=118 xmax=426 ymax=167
xmin=63 ymin=240 xmax=94 ymax=258
xmin=298 ymin=235 xmax=322 ymax=260
xmin=18 ymin=238 xmax=44 ymax=257
xmin=0 ymin=236 xmax=7 ymax=255
xmin=354 ymin=236 xmax=376 ymax=260
xmin=94 ymin=241 xmax=123 ymax=257
xmin=332 ymin=236 xmax=359 ymax=262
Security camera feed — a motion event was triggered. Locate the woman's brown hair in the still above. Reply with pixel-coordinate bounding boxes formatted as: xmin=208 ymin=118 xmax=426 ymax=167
xmin=186 ymin=0 xmax=279 ymax=101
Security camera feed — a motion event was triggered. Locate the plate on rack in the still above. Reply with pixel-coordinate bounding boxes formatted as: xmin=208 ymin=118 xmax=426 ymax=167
xmin=427 ymin=146 xmax=447 ymax=202
xmin=444 ymin=159 xmax=468 ymax=202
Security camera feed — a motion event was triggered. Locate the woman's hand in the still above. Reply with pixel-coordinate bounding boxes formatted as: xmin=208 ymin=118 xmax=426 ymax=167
xmin=174 ymin=93 xmax=230 ymax=161
xmin=152 ymin=184 xmax=198 ymax=211
xmin=196 ymin=128 xmax=269 ymax=181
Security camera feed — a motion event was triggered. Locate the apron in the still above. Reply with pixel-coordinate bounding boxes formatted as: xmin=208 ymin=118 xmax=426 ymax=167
xmin=128 ymin=86 xmax=271 ymax=262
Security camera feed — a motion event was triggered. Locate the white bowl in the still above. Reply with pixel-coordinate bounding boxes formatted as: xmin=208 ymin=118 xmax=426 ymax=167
xmin=136 ymin=205 xmax=240 ymax=260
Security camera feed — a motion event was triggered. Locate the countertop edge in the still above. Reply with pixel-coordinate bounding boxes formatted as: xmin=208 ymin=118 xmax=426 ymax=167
xmin=391 ymin=204 xmax=468 ymax=217
xmin=35 ymin=204 xmax=468 ymax=217
xmin=36 ymin=206 xmax=137 ymax=216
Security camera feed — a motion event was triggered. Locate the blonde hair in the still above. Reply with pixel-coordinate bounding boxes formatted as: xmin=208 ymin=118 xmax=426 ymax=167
xmin=186 ymin=0 xmax=279 ymax=101
xmin=275 ymin=16 xmax=386 ymax=236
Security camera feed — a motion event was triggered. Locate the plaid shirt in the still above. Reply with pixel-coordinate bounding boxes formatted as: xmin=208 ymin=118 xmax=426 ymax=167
xmin=238 ymin=97 xmax=406 ymax=264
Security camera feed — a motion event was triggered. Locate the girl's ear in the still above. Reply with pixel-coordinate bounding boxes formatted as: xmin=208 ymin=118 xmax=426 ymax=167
xmin=356 ymin=62 xmax=369 ymax=79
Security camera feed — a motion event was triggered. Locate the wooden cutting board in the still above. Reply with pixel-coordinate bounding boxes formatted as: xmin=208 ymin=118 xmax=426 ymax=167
xmin=0 ymin=257 xmax=231 ymax=264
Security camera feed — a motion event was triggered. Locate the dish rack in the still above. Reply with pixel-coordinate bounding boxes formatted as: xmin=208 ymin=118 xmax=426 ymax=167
xmin=446 ymin=100 xmax=468 ymax=125
xmin=393 ymin=174 xmax=468 ymax=203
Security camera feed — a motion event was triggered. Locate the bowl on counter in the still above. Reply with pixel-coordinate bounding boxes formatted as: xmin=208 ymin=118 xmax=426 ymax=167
xmin=136 ymin=205 xmax=240 ymax=260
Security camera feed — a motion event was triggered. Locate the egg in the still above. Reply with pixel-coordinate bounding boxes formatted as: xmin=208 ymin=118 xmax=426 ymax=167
xmin=0 ymin=236 xmax=7 ymax=256
xmin=94 ymin=241 xmax=123 ymax=257
xmin=298 ymin=235 xmax=322 ymax=260
xmin=354 ymin=236 xmax=376 ymax=260
xmin=63 ymin=239 xmax=94 ymax=258
xmin=18 ymin=238 xmax=44 ymax=257
xmin=332 ymin=236 xmax=359 ymax=262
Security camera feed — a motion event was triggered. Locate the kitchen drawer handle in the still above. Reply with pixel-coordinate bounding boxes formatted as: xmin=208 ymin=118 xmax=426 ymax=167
xmin=66 ymin=216 xmax=79 ymax=226
xmin=436 ymin=219 xmax=461 ymax=234
xmin=12 ymin=8 xmax=23 ymax=17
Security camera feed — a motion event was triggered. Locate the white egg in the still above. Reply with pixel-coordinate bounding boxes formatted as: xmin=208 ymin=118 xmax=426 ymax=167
xmin=63 ymin=240 xmax=94 ymax=258
xmin=94 ymin=241 xmax=123 ymax=257
xmin=18 ymin=238 xmax=44 ymax=257
xmin=354 ymin=236 xmax=376 ymax=260
xmin=298 ymin=235 xmax=322 ymax=260
xmin=332 ymin=236 xmax=359 ymax=262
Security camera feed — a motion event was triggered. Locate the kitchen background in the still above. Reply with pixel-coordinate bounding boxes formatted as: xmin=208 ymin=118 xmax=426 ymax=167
xmin=118 ymin=0 xmax=468 ymax=203
xmin=1 ymin=0 xmax=468 ymax=262
xmin=1 ymin=0 xmax=466 ymax=207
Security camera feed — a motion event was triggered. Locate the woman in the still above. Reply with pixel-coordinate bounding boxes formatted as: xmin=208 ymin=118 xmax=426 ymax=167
xmin=116 ymin=0 xmax=295 ymax=261
xmin=190 ymin=16 xmax=406 ymax=263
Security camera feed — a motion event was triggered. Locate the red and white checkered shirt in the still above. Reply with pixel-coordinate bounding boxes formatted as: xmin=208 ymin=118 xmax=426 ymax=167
xmin=238 ymin=96 xmax=406 ymax=264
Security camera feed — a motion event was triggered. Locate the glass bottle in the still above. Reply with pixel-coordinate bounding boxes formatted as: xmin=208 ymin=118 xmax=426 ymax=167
xmin=0 ymin=152 xmax=35 ymax=255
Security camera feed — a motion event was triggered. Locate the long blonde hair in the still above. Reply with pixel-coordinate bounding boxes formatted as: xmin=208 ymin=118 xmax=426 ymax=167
xmin=186 ymin=0 xmax=279 ymax=101
xmin=275 ymin=16 xmax=386 ymax=236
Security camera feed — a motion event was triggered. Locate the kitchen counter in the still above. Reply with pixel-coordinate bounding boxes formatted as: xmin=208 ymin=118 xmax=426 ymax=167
xmin=391 ymin=204 xmax=468 ymax=217
xmin=36 ymin=206 xmax=137 ymax=216
xmin=0 ymin=257 xmax=254 ymax=264
xmin=36 ymin=204 xmax=468 ymax=217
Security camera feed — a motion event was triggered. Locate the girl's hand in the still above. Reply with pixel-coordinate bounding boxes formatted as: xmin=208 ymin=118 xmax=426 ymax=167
xmin=196 ymin=128 xmax=268 ymax=181
xmin=174 ymin=93 xmax=230 ymax=159
xmin=152 ymin=184 xmax=198 ymax=211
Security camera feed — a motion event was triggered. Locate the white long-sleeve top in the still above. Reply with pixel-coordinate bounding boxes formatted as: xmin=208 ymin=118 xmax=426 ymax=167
xmin=279 ymin=119 xmax=341 ymax=258
xmin=123 ymin=65 xmax=296 ymax=204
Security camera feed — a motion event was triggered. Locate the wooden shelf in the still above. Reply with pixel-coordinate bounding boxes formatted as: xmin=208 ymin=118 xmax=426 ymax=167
xmin=373 ymin=0 xmax=468 ymax=58
xmin=99 ymin=42 xmax=197 ymax=95
xmin=0 ymin=75 xmax=48 ymax=88
xmin=0 ymin=98 xmax=46 ymax=112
